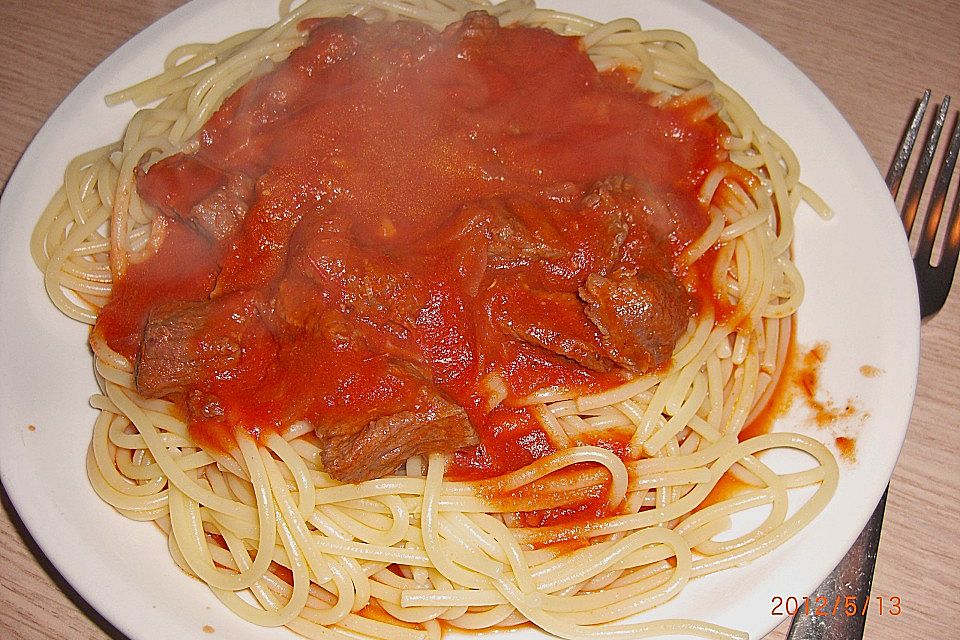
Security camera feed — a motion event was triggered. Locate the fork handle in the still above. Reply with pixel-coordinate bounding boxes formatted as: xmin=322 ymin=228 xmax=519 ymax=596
xmin=784 ymin=489 xmax=887 ymax=639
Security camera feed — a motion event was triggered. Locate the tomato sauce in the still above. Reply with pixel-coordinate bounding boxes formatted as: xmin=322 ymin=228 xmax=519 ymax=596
xmin=693 ymin=471 xmax=755 ymax=513
xmin=97 ymin=220 xmax=219 ymax=359
xmin=94 ymin=13 xmax=730 ymax=494
xmin=834 ymin=436 xmax=857 ymax=462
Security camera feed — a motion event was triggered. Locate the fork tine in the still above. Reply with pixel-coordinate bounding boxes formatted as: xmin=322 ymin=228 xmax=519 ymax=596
xmin=916 ymin=110 xmax=960 ymax=319
xmin=901 ymin=95 xmax=951 ymax=235
xmin=938 ymin=158 xmax=960 ymax=281
xmin=887 ymin=89 xmax=930 ymax=195
xmin=915 ymin=107 xmax=959 ymax=266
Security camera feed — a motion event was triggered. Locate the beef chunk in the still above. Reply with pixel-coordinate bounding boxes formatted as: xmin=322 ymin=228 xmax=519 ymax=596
xmin=274 ymin=272 xmax=366 ymax=347
xmin=137 ymin=154 xmax=253 ymax=244
xmin=305 ymin=355 xmax=430 ymax=438
xmin=136 ymin=301 xmax=214 ymax=398
xmin=581 ymin=175 xmax=638 ymax=212
xmin=493 ymin=283 xmax=615 ymax=372
xmin=279 ymin=233 xmax=430 ymax=360
xmin=186 ymin=172 xmax=254 ymax=242
xmin=319 ymin=385 xmax=477 ymax=483
xmin=432 ymin=198 xmax=563 ymax=271
xmin=577 ymin=176 xmax=631 ymax=272
xmin=579 ymin=267 xmax=693 ymax=373
xmin=135 ymin=293 xmax=273 ymax=399
xmin=482 ymin=198 xmax=563 ymax=270
xmin=583 ymin=174 xmax=706 ymax=260
xmin=447 ymin=10 xmax=499 ymax=56
xmin=137 ymin=155 xmax=224 ymax=221
xmin=137 ymin=154 xmax=254 ymax=244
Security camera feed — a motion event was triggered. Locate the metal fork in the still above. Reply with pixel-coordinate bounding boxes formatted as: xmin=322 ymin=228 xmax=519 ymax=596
xmin=786 ymin=91 xmax=960 ymax=639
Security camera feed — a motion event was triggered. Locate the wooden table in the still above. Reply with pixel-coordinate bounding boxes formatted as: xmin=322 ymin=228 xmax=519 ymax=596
xmin=1 ymin=1 xmax=957 ymax=638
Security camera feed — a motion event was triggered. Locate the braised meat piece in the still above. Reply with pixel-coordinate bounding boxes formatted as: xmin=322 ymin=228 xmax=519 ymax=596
xmin=137 ymin=155 xmax=253 ymax=243
xmin=576 ymin=177 xmax=632 ymax=275
xmin=319 ymin=384 xmax=477 ymax=482
xmin=194 ymin=17 xmax=368 ymax=175
xmin=273 ymin=274 xmax=366 ymax=347
xmin=135 ymin=293 xmax=275 ymax=399
xmin=137 ymin=288 xmax=479 ymax=480
xmin=481 ymin=198 xmax=564 ymax=270
xmin=136 ymin=300 xmax=212 ymax=398
xmin=304 ymin=354 xmax=431 ymax=437
xmin=493 ymin=283 xmax=615 ymax=372
xmin=136 ymin=155 xmax=224 ymax=221
xmin=428 ymin=197 xmax=563 ymax=272
xmin=186 ymin=172 xmax=254 ymax=243
xmin=580 ymin=267 xmax=693 ymax=374
xmin=583 ymin=174 xmax=706 ymax=263
xmin=447 ymin=10 xmax=499 ymax=55
xmin=280 ymin=232 xmax=431 ymax=360
xmin=481 ymin=178 xmax=695 ymax=375
xmin=581 ymin=175 xmax=639 ymax=215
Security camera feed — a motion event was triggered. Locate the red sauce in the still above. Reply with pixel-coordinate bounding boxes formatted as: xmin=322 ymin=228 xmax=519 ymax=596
xmin=575 ymin=428 xmax=634 ymax=460
xmin=693 ymin=472 xmax=754 ymax=513
xmin=794 ymin=342 xmax=863 ymax=427
xmin=743 ymin=338 xmax=864 ymax=438
xmin=696 ymin=333 xmax=870 ymax=514
xmin=519 ymin=480 xmax=609 ymax=528
xmin=859 ymin=364 xmax=882 ymax=378
xmin=796 ymin=342 xmax=826 ymax=408
xmin=451 ymin=406 xmax=554 ymax=480
xmin=356 ymin=602 xmax=424 ymax=631
xmin=739 ymin=328 xmax=798 ymax=442
xmin=97 ymin=219 xmax=219 ymax=359
xmin=834 ymin=436 xmax=857 ymax=462
xmin=268 ymin=562 xmax=294 ymax=586
xmin=94 ymin=14 xmax=730 ymax=490
xmin=531 ymin=429 xmax=633 ymax=530
xmin=694 ymin=324 xmax=797 ymax=513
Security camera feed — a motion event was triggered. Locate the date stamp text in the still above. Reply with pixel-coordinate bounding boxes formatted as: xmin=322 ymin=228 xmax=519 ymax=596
xmin=771 ymin=595 xmax=901 ymax=617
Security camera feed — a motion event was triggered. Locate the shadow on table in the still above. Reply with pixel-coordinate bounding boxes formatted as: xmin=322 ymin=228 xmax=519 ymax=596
xmin=0 ymin=480 xmax=130 ymax=640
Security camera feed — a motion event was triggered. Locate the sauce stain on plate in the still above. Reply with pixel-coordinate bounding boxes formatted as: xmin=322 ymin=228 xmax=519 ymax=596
xmin=834 ymin=436 xmax=857 ymax=463
xmin=859 ymin=364 xmax=883 ymax=378
xmin=741 ymin=339 xmax=870 ymax=464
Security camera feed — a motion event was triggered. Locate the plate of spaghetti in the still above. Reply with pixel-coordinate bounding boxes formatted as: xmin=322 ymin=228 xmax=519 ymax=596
xmin=0 ymin=1 xmax=919 ymax=640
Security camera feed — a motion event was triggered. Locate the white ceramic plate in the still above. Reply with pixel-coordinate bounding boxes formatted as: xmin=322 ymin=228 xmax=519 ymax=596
xmin=0 ymin=1 xmax=919 ymax=639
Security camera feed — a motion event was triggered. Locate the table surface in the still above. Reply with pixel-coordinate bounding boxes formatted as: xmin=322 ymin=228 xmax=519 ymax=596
xmin=1 ymin=1 xmax=957 ymax=639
